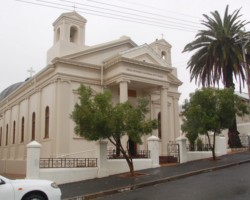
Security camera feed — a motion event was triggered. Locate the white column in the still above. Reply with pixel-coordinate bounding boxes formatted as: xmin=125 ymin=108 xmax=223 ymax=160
xmin=97 ymin=140 xmax=109 ymax=178
xmin=160 ymin=85 xmax=169 ymax=155
xmin=147 ymin=136 xmax=160 ymax=168
xmin=176 ymin=136 xmax=187 ymax=164
xmin=119 ymin=80 xmax=128 ymax=103
xmin=26 ymin=141 xmax=41 ymax=179
xmin=173 ymin=96 xmax=181 ymax=140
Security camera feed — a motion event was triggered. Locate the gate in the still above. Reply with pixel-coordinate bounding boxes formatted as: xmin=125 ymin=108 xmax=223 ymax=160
xmin=167 ymin=142 xmax=180 ymax=163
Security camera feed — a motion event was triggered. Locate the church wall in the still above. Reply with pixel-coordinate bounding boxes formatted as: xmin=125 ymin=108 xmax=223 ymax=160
xmin=57 ymin=63 xmax=101 ymax=82
xmin=39 ymin=83 xmax=56 ymax=157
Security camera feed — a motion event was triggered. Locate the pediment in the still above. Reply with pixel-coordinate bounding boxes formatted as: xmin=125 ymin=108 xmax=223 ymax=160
xmin=119 ymin=44 xmax=168 ymax=67
xmin=62 ymin=36 xmax=137 ymax=65
xmin=53 ymin=12 xmax=87 ymax=25
xmin=150 ymin=39 xmax=172 ymax=48
xmin=133 ymin=53 xmax=160 ymax=65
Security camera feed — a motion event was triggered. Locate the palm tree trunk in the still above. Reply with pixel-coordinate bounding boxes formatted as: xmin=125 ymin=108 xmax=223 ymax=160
xmin=228 ymin=118 xmax=242 ymax=148
xmin=225 ymin=68 xmax=242 ymax=148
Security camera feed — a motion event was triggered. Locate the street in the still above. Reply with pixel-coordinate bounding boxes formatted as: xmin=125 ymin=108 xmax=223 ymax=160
xmin=100 ymin=162 xmax=250 ymax=200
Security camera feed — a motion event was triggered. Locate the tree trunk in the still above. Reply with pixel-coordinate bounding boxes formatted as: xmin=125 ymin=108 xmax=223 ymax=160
xmin=115 ymin=138 xmax=121 ymax=157
xmin=224 ymin=68 xmax=242 ymax=148
xmin=228 ymin=118 xmax=242 ymax=148
xmin=206 ymin=132 xmax=216 ymax=160
xmin=122 ymin=150 xmax=135 ymax=176
xmin=212 ymin=132 xmax=216 ymax=160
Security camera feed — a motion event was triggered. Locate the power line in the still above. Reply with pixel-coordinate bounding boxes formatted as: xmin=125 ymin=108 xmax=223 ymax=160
xmin=59 ymin=0 xmax=202 ymax=29
xmin=16 ymin=0 xmax=201 ymax=32
xmin=113 ymin=0 xmax=199 ymax=20
xmin=76 ymin=0 xmax=202 ymax=26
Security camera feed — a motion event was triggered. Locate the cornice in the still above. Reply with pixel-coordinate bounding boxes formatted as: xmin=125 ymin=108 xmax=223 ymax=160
xmin=52 ymin=57 xmax=100 ymax=70
xmin=62 ymin=37 xmax=137 ymax=59
xmin=103 ymin=56 xmax=173 ymax=73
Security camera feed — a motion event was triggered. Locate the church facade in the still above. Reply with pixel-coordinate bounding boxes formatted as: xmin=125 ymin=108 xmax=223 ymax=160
xmin=0 ymin=12 xmax=182 ymax=175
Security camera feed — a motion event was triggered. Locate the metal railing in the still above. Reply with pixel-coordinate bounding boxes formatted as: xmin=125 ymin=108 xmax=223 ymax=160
xmin=187 ymin=144 xmax=211 ymax=151
xmin=40 ymin=158 xmax=97 ymax=168
xmin=107 ymin=150 xmax=150 ymax=159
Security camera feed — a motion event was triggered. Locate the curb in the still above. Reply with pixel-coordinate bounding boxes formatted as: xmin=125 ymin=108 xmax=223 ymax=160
xmin=63 ymin=159 xmax=250 ymax=200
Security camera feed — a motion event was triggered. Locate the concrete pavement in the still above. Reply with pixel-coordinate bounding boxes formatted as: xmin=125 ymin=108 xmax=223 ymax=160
xmin=59 ymin=150 xmax=250 ymax=200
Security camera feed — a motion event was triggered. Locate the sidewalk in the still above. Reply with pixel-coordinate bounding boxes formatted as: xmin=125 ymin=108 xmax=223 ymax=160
xmin=59 ymin=150 xmax=250 ymax=200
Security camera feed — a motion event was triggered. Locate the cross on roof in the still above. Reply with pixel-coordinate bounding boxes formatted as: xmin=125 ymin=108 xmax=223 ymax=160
xmin=27 ymin=67 xmax=35 ymax=77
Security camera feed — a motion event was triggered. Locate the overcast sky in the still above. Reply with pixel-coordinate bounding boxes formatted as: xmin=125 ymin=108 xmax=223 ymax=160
xmin=0 ymin=0 xmax=250 ymax=103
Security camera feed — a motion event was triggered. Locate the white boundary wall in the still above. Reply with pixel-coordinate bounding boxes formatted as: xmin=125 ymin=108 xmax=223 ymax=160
xmin=26 ymin=137 xmax=160 ymax=184
xmin=177 ymin=136 xmax=227 ymax=163
xmin=40 ymin=168 xmax=99 ymax=184
xmin=107 ymin=159 xmax=152 ymax=176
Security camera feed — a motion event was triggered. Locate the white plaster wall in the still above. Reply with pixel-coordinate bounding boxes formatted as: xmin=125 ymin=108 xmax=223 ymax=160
xmin=0 ymin=159 xmax=26 ymax=175
xmin=237 ymin=123 xmax=250 ymax=135
xmin=107 ymin=159 xmax=152 ymax=175
xmin=187 ymin=152 xmax=212 ymax=162
xmin=39 ymin=168 xmax=98 ymax=184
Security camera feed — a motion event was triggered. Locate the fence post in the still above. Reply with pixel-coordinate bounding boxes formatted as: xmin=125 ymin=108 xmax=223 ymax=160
xmin=215 ymin=136 xmax=227 ymax=156
xmin=147 ymin=135 xmax=160 ymax=168
xmin=26 ymin=141 xmax=41 ymax=179
xmin=176 ymin=136 xmax=187 ymax=163
xmin=97 ymin=140 xmax=109 ymax=178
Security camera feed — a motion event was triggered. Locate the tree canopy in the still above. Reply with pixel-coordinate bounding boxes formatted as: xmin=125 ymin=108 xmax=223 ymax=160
xmin=182 ymin=5 xmax=250 ymax=147
xmin=71 ymin=85 xmax=157 ymax=176
xmin=183 ymin=5 xmax=249 ymax=89
xmin=181 ymin=88 xmax=248 ymax=159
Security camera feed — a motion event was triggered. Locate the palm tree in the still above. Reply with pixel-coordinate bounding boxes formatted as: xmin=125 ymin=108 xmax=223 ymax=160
xmin=183 ymin=5 xmax=249 ymax=147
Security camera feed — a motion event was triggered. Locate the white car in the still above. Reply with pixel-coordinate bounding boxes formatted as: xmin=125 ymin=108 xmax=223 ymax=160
xmin=0 ymin=175 xmax=61 ymax=200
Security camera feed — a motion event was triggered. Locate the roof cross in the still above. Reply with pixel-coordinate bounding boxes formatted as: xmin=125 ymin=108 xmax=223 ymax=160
xmin=27 ymin=67 xmax=35 ymax=78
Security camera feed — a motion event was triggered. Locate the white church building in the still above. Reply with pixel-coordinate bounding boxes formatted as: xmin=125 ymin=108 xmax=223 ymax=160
xmin=0 ymin=12 xmax=182 ymax=175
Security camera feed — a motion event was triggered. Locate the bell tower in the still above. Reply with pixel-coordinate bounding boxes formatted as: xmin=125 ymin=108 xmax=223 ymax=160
xmin=149 ymin=39 xmax=172 ymax=68
xmin=47 ymin=12 xmax=87 ymax=64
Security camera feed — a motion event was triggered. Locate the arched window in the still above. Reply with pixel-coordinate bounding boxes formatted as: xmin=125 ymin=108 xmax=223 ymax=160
xmin=5 ymin=124 xmax=8 ymax=146
xmin=56 ymin=28 xmax=60 ymax=42
xmin=158 ymin=112 xmax=161 ymax=139
xmin=31 ymin=112 xmax=36 ymax=141
xmin=161 ymin=51 xmax=166 ymax=61
xmin=45 ymin=106 xmax=49 ymax=139
xmin=70 ymin=26 xmax=78 ymax=43
xmin=0 ymin=127 xmax=2 ymax=146
xmin=12 ymin=121 xmax=16 ymax=144
xmin=21 ymin=117 xmax=24 ymax=143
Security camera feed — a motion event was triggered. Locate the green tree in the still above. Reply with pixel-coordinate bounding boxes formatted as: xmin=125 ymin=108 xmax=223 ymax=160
xmin=183 ymin=5 xmax=249 ymax=147
xmin=71 ymin=85 xmax=157 ymax=176
xmin=181 ymin=88 xmax=248 ymax=160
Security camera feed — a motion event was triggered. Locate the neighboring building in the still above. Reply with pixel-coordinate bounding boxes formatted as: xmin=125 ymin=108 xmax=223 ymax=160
xmin=0 ymin=12 xmax=182 ymax=175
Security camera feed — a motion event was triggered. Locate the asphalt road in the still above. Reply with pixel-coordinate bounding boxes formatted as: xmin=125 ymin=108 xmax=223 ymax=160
xmin=99 ymin=162 xmax=250 ymax=200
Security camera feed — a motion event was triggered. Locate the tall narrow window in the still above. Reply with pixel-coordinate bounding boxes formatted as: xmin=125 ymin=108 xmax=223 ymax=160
xmin=161 ymin=51 xmax=166 ymax=60
xmin=5 ymin=124 xmax=8 ymax=146
xmin=56 ymin=28 xmax=60 ymax=42
xmin=31 ymin=112 xmax=36 ymax=141
xmin=45 ymin=106 xmax=49 ymax=139
xmin=70 ymin=26 xmax=78 ymax=43
xmin=158 ymin=112 xmax=161 ymax=139
xmin=12 ymin=121 xmax=16 ymax=144
xmin=0 ymin=127 xmax=2 ymax=146
xmin=21 ymin=117 xmax=24 ymax=143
